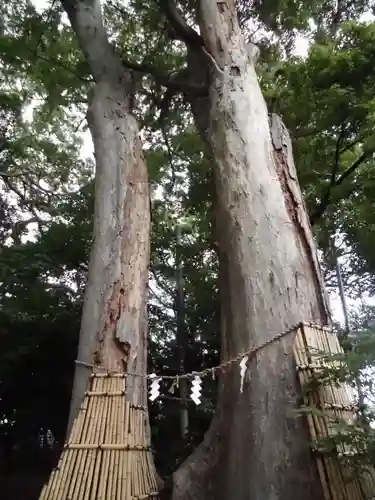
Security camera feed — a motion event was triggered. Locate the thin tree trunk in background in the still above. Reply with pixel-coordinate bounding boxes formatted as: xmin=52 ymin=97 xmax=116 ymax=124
xmin=334 ymin=248 xmax=350 ymax=335
xmin=175 ymin=224 xmax=189 ymax=438
xmin=333 ymin=241 xmax=367 ymax=425
xmin=61 ymin=0 xmax=150 ymax=434
xmin=172 ymin=1 xmax=330 ymax=499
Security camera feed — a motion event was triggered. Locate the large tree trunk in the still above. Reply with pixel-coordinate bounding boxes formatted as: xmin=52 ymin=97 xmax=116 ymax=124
xmin=172 ymin=1 xmax=330 ymax=499
xmin=61 ymin=0 xmax=150 ymax=432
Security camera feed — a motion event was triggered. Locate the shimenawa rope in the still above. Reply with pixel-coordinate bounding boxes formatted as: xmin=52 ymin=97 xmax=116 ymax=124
xmin=75 ymin=321 xmax=321 ymax=380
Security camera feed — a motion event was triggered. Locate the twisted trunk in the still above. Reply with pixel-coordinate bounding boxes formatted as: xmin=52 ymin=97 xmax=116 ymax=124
xmin=172 ymin=1 xmax=330 ymax=499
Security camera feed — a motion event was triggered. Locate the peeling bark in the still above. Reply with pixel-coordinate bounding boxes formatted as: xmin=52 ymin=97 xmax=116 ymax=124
xmin=85 ymin=81 xmax=149 ymax=397
xmin=61 ymin=0 xmax=150 ymax=434
xmin=68 ymin=82 xmax=150 ymax=430
xmin=172 ymin=1 xmax=331 ymax=499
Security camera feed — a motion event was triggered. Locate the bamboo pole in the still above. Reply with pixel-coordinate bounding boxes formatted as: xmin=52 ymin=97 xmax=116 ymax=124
xmin=117 ymin=380 xmax=125 ymax=499
xmin=294 ymin=326 xmax=331 ymax=500
xmin=87 ymin=379 xmax=106 ymax=500
xmin=80 ymin=377 xmax=104 ymax=500
xmin=53 ymin=392 xmax=90 ymax=500
xmin=136 ymin=408 xmax=142 ymax=496
xmin=39 ymin=373 xmax=160 ymax=500
xmin=296 ymin=324 xmax=375 ymax=500
xmin=69 ymin=377 xmax=99 ymax=499
xmin=125 ymin=402 xmax=133 ymax=499
xmin=111 ymin=376 xmax=119 ymax=499
xmin=122 ymin=401 xmax=130 ymax=499
xmin=107 ymin=378 xmax=115 ymax=499
xmin=76 ymin=401 xmax=96 ymax=499
xmin=312 ymin=325 xmax=344 ymax=500
xmin=308 ymin=325 xmax=340 ymax=500
xmin=140 ymin=412 xmax=148 ymax=496
xmin=112 ymin=378 xmax=122 ymax=498
xmin=97 ymin=377 xmax=112 ymax=500
xmin=82 ymin=392 xmax=103 ymax=500
xmin=104 ymin=376 xmax=115 ymax=499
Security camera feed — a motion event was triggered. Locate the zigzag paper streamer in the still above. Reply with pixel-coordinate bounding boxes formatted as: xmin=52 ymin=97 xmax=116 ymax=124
xmin=239 ymin=356 xmax=248 ymax=394
xmin=190 ymin=375 xmax=202 ymax=405
xmin=149 ymin=374 xmax=161 ymax=402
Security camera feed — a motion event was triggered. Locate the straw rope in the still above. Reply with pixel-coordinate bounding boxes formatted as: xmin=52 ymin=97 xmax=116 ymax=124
xmin=76 ymin=320 xmax=318 ymax=379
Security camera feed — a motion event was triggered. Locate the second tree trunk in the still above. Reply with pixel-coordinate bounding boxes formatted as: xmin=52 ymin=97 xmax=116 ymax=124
xmin=172 ymin=1 xmax=330 ymax=499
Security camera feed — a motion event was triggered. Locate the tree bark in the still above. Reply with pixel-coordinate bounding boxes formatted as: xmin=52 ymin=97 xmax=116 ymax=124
xmin=61 ymin=0 xmax=150 ymax=433
xmin=172 ymin=1 xmax=331 ymax=499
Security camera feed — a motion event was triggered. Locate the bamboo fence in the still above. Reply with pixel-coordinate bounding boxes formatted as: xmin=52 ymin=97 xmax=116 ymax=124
xmin=294 ymin=323 xmax=375 ymax=500
xmin=38 ymin=373 xmax=159 ymax=500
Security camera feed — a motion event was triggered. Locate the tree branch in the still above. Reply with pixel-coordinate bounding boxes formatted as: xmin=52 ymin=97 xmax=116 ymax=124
xmin=332 ymin=126 xmax=344 ymax=182
xmin=335 ymin=152 xmax=368 ymax=186
xmin=2 ymin=177 xmax=51 ymax=234
xmin=148 ymin=285 xmax=173 ymax=310
xmin=150 ymin=267 xmax=174 ymax=296
xmin=11 ymin=217 xmax=42 ymax=244
xmin=108 ymin=0 xmax=206 ymax=95
xmin=158 ymin=0 xmax=203 ymax=48
xmin=42 ymin=280 xmax=78 ymax=297
xmin=339 ymin=135 xmax=364 ymax=155
xmin=121 ymin=58 xmax=207 ymax=96
xmin=27 ymin=49 xmax=91 ymax=83
xmin=310 ymin=128 xmax=344 ymax=226
xmin=310 ymin=150 xmax=369 ymax=226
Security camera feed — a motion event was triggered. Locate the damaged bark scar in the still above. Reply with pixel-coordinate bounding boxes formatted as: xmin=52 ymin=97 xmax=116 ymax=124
xmin=273 ymin=148 xmax=298 ymax=224
xmin=269 ymin=113 xmax=329 ymax=321
xmin=217 ymin=2 xmax=226 ymax=13
xmin=94 ymin=280 xmax=131 ymax=371
xmin=273 ymin=146 xmax=311 ymax=262
xmin=113 ymin=338 xmax=130 ymax=371
xmin=230 ymin=66 xmax=241 ymax=76
xmin=111 ymin=282 xmax=130 ymax=370
xmin=269 ymin=115 xmax=302 ymax=231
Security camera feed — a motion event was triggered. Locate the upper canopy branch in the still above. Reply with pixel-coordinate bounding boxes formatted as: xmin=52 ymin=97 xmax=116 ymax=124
xmin=158 ymin=0 xmax=204 ymax=48
xmin=309 ymin=128 xmax=344 ymax=226
xmin=61 ymin=0 xmax=207 ymax=98
xmin=121 ymin=58 xmax=207 ymax=95
xmin=121 ymin=0 xmax=208 ymax=95
xmin=310 ymin=151 xmax=369 ymax=226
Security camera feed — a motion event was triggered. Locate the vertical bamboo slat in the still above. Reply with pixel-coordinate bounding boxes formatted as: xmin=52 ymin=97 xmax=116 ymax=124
xmin=294 ymin=326 xmax=332 ymax=500
xmin=38 ymin=373 xmax=159 ymax=500
xmin=294 ymin=323 xmax=375 ymax=500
